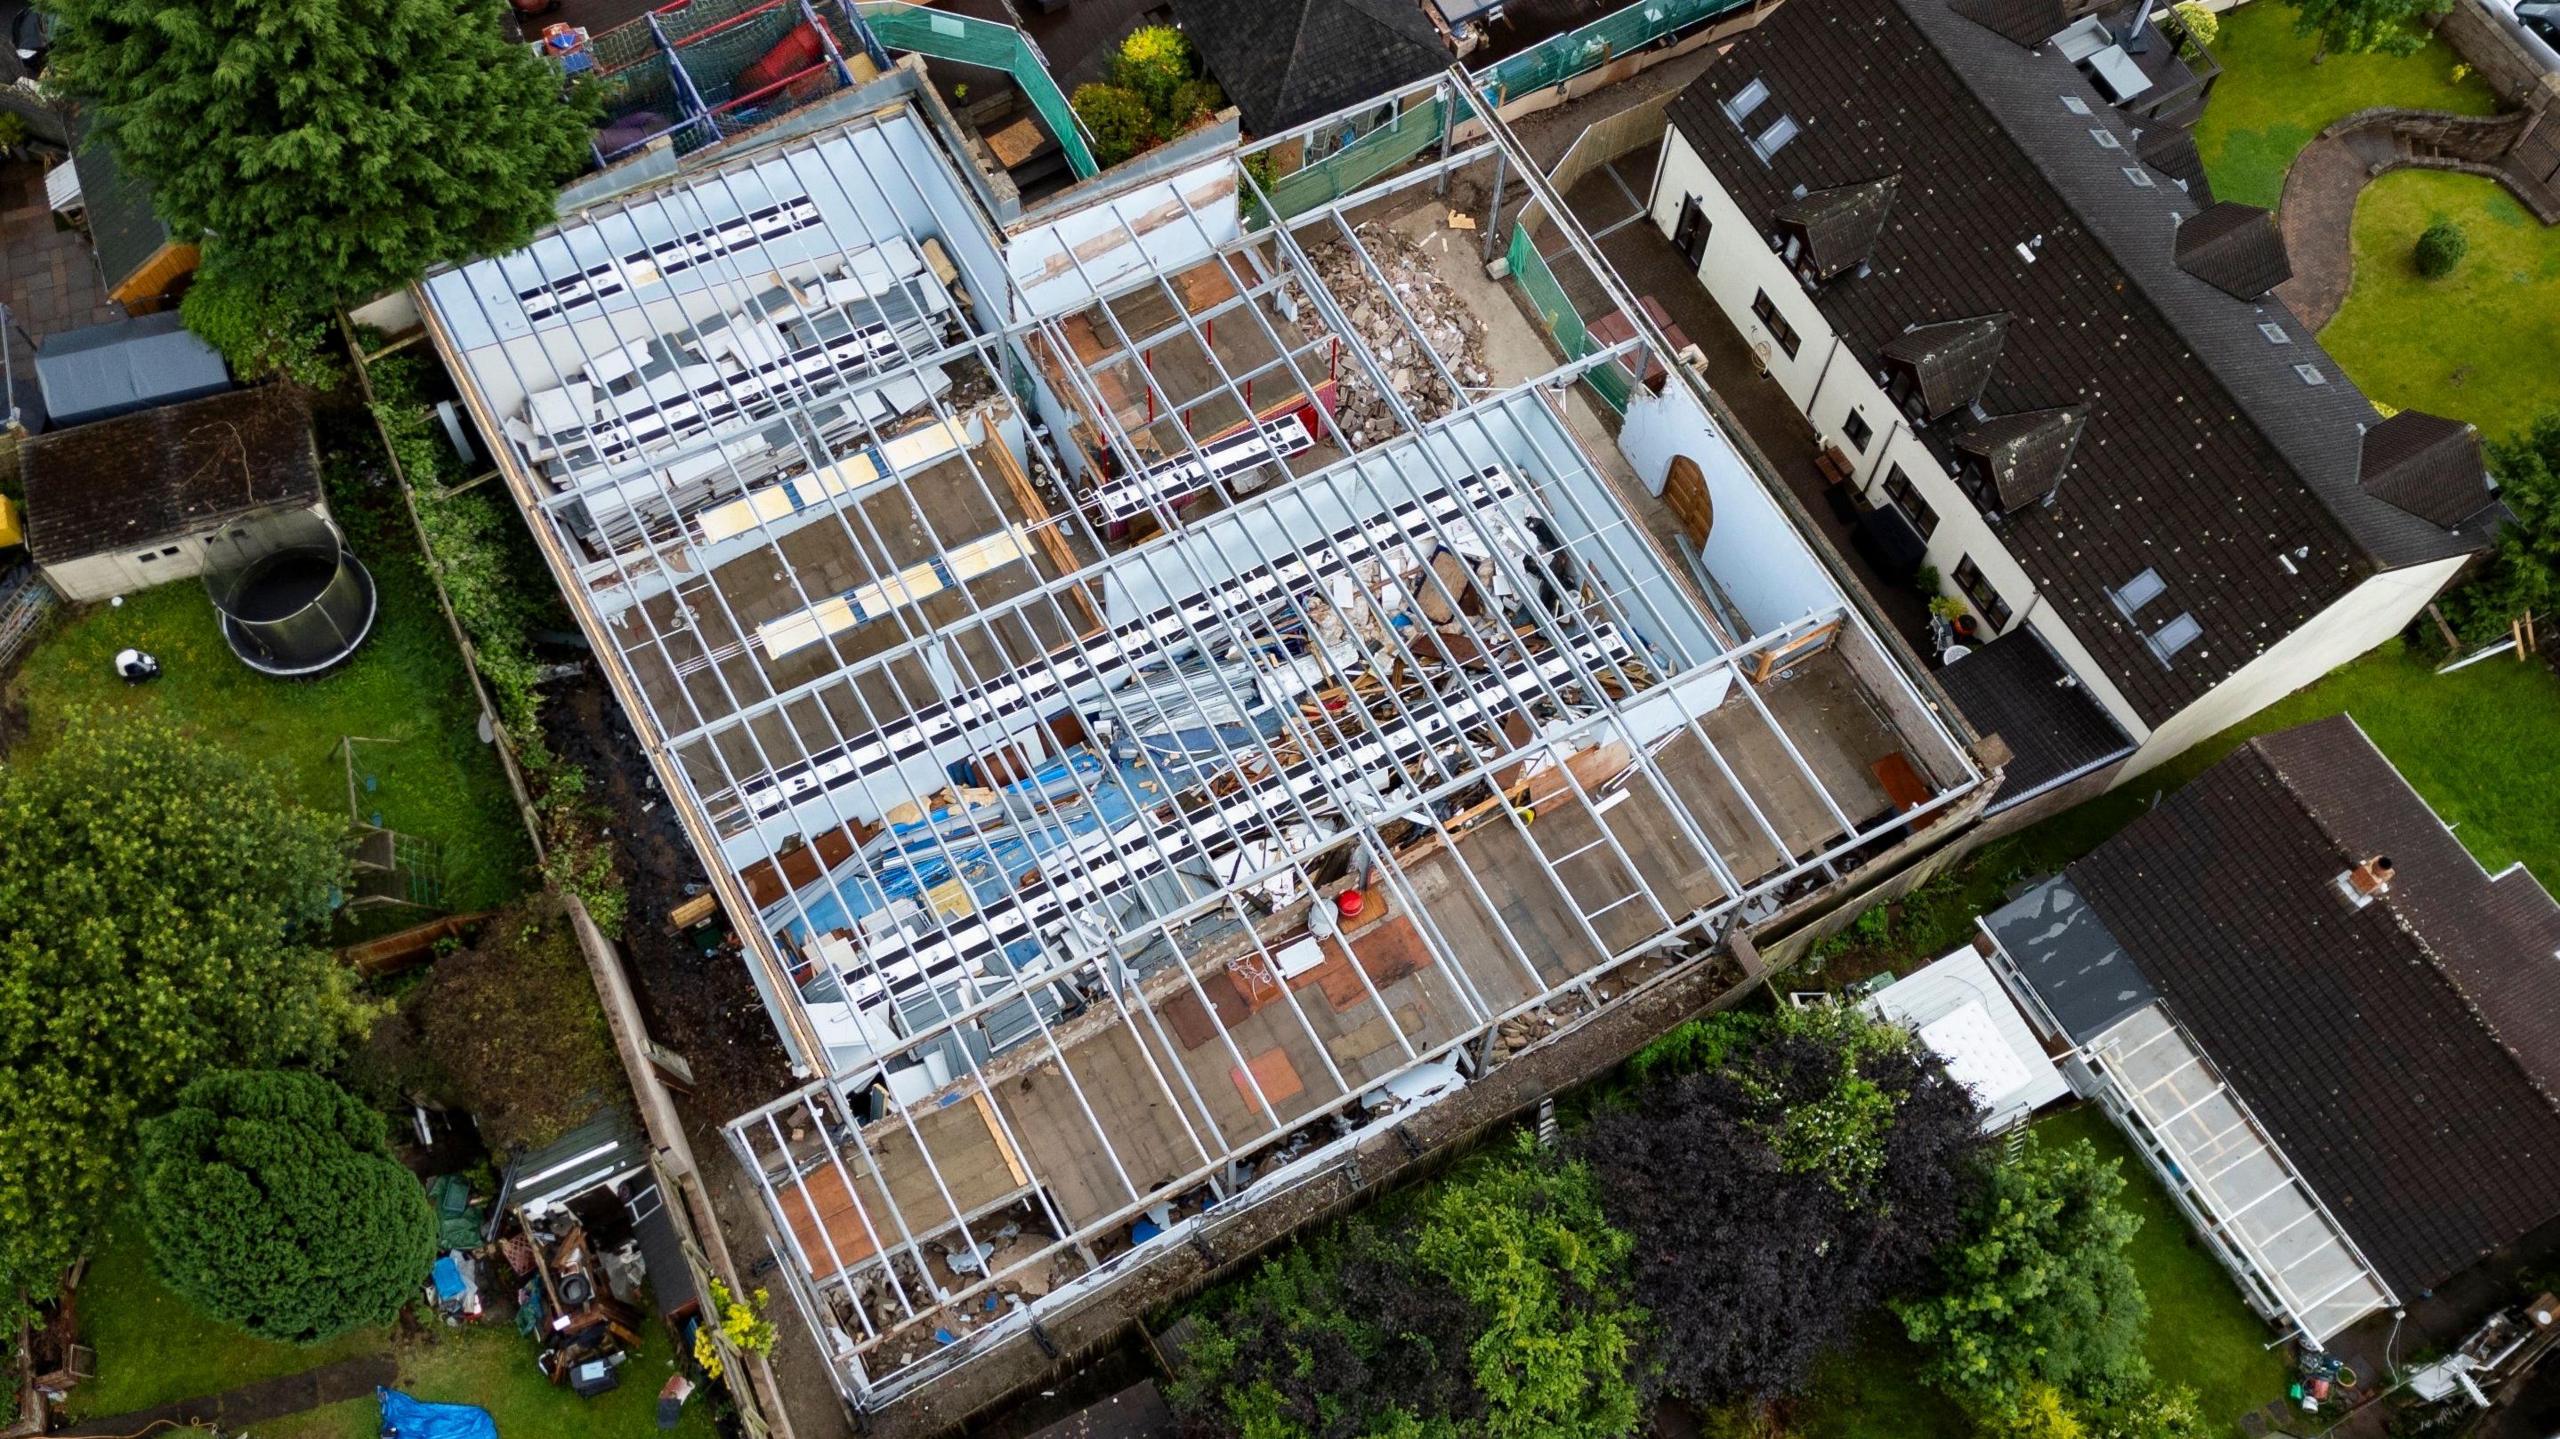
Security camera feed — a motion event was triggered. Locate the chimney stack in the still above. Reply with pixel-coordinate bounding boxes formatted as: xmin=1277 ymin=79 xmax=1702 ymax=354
xmin=2338 ymin=855 xmax=2395 ymax=906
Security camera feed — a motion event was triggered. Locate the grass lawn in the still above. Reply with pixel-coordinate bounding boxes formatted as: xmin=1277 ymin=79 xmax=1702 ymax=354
xmin=64 ymin=1216 xmax=389 ymax=1418
xmin=256 ymin=1322 xmax=719 ymax=1439
xmin=2014 ymin=640 xmax=2560 ymax=884
xmin=2191 ymin=0 xmax=2495 ymax=210
xmin=2319 ymin=169 xmax=2560 ymax=442
xmin=2035 ymin=1107 xmax=2293 ymax=1428
xmin=9 ymin=528 xmax=534 ymax=917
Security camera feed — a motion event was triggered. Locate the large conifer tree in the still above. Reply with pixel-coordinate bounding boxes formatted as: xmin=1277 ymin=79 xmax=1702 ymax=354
xmin=50 ymin=0 xmax=593 ymax=311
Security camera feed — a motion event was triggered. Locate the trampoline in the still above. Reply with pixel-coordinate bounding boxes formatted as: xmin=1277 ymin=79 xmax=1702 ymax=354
xmin=203 ymin=510 xmax=379 ymax=678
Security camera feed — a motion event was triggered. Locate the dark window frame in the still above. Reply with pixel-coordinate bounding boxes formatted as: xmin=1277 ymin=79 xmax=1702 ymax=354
xmin=1842 ymin=408 xmax=1873 ymax=452
xmin=1953 ymin=554 xmax=2013 ymax=630
xmin=1750 ymin=288 xmax=1801 ymax=360
xmin=1881 ymin=465 xmax=1937 ymax=538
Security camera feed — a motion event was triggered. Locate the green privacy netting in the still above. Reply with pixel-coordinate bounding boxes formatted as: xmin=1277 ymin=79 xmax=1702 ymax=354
xmin=1251 ymin=95 xmax=1451 ymax=229
xmin=1476 ymin=0 xmax=1755 ymax=105
xmin=1506 ymin=222 xmax=1633 ymax=413
xmin=858 ymin=2 xmax=1098 ymax=178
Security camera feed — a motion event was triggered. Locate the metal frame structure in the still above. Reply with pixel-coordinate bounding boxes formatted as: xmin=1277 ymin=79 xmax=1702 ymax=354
xmin=419 ymin=72 xmax=1983 ymax=1408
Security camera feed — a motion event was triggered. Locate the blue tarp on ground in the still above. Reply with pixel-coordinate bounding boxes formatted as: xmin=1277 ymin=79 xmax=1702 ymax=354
xmin=378 ymin=1387 xmax=499 ymax=1439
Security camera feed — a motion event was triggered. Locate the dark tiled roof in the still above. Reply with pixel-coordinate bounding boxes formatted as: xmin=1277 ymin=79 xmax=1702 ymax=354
xmin=1949 ymin=0 xmax=2099 ymax=47
xmin=1664 ymin=0 xmax=2494 ymax=726
xmin=22 ymin=385 xmax=322 ymax=564
xmin=2173 ymin=201 xmax=2291 ymax=299
xmin=1955 ymin=405 xmax=2086 ymax=512
xmin=1938 ymin=623 xmax=2132 ymax=807
xmin=1172 ymin=0 xmax=1448 ymax=134
xmin=1775 ymin=177 xmax=1900 ymax=280
xmin=72 ymin=111 xmax=176 ymax=293
xmin=2136 ymin=124 xmax=2211 ymax=201
xmin=1881 ymin=314 xmax=2008 ymax=420
xmin=2067 ymin=716 xmax=2560 ymax=1293
xmin=2361 ymin=411 xmax=2495 ymax=529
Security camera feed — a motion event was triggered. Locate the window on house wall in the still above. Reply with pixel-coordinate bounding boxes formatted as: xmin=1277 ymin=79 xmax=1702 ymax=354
xmin=1882 ymin=466 xmax=1937 ymax=537
xmin=1843 ymin=409 xmax=1873 ymax=452
xmin=1673 ymin=195 xmax=1711 ymax=269
xmin=1750 ymin=289 xmax=1801 ymax=360
xmin=1954 ymin=555 xmax=2012 ymax=630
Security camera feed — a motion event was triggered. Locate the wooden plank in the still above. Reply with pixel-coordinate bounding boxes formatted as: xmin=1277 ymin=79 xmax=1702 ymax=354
xmin=981 ymin=420 xmax=1099 ymax=628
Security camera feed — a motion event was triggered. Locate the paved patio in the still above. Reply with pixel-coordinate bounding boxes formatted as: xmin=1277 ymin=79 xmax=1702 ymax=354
xmin=0 ymin=160 xmax=123 ymax=378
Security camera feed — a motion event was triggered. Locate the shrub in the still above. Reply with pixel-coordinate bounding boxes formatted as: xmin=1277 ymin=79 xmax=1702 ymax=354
xmin=2170 ymin=0 xmax=2219 ymax=46
xmin=2441 ymin=411 xmax=2560 ymax=646
xmin=2414 ymin=218 xmax=2468 ymax=278
xmin=178 ymin=266 xmax=341 ymax=389
xmin=1112 ymin=25 xmax=1194 ymax=114
xmin=0 ymin=712 xmax=357 ymax=1306
xmin=138 ymin=1070 xmax=435 ymax=1343
xmin=1894 ymin=1134 xmax=2152 ymax=1415
xmin=1070 ymin=82 xmax=1158 ymax=167
xmin=1166 ymin=77 xmax=1227 ymax=129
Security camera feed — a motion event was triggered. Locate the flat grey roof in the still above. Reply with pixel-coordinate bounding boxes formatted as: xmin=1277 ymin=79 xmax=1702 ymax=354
xmin=1983 ymin=873 xmax=2154 ymax=1043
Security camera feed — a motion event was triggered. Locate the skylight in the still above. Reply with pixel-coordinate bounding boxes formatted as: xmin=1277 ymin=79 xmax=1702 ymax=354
xmin=2259 ymin=322 xmax=2292 ymax=345
xmin=2147 ymin=612 xmax=2202 ymax=663
xmin=2294 ymin=363 xmax=2328 ymax=386
xmin=2091 ymin=129 xmax=2120 ymax=150
xmin=2123 ymin=167 xmax=2153 ymax=188
xmin=1725 ymin=78 xmax=1770 ymax=124
xmin=2111 ymin=567 xmax=2165 ymax=615
xmin=2061 ymin=95 xmax=2091 ymax=115
xmin=1752 ymin=114 xmax=1800 ymax=162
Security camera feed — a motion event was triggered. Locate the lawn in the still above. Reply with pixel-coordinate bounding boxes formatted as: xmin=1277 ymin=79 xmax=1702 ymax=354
xmin=1789 ymin=1108 xmax=2291 ymax=1439
xmin=2036 ymin=1107 xmax=2293 ymax=1429
xmin=2015 ymin=640 xmax=2560 ymax=885
xmin=68 ymin=1216 xmax=715 ymax=1439
xmin=2319 ymin=169 xmax=2560 ymax=442
xmin=2191 ymin=0 xmax=2495 ymax=210
xmin=64 ymin=1216 xmax=389 ymax=1418
xmin=9 ymin=514 xmax=534 ymax=917
xmin=255 ymin=1322 xmax=719 ymax=1439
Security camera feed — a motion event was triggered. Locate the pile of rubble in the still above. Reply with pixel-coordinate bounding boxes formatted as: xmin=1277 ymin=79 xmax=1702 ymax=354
xmin=1296 ymin=221 xmax=1492 ymax=448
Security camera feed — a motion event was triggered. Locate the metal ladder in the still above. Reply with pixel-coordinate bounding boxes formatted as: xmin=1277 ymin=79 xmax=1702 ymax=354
xmin=0 ymin=565 xmax=56 ymax=676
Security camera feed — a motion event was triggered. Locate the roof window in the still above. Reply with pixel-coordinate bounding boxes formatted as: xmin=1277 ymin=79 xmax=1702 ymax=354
xmin=2259 ymin=322 xmax=2292 ymax=345
xmin=2091 ymin=129 xmax=2121 ymax=149
xmin=1751 ymin=114 xmax=1801 ymax=162
xmin=2146 ymin=611 xmax=2202 ymax=663
xmin=2111 ymin=567 xmax=2165 ymax=615
xmin=2061 ymin=95 xmax=2091 ymax=115
xmin=1725 ymin=78 xmax=1770 ymax=124
xmin=2123 ymin=167 xmax=2153 ymax=188
xmin=2294 ymin=363 xmax=2328 ymax=386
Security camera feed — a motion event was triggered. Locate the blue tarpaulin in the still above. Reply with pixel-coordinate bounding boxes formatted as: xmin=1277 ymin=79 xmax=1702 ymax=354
xmin=378 ymin=1387 xmax=499 ymax=1439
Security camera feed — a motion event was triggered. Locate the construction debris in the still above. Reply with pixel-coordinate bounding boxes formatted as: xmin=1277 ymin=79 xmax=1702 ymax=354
xmin=1295 ymin=222 xmax=1493 ymax=447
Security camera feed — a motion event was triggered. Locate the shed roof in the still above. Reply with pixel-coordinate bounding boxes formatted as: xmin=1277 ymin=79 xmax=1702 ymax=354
xmin=35 ymin=311 xmax=229 ymax=429
xmin=71 ymin=112 xmax=177 ymax=293
xmin=1937 ymin=622 xmax=2132 ymax=807
xmin=21 ymin=383 xmax=318 ymax=565
xmin=2062 ymin=716 xmax=2560 ymax=1293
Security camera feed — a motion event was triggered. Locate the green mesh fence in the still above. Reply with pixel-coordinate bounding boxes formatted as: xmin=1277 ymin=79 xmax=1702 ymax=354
xmin=1249 ymin=96 xmax=1449 ymax=229
xmin=1477 ymin=0 xmax=1754 ymax=105
xmin=1506 ymin=222 xmax=1632 ymax=413
xmin=858 ymin=2 xmax=1097 ymax=178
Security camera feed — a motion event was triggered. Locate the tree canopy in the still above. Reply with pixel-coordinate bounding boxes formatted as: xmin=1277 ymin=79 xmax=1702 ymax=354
xmin=2282 ymin=0 xmax=2452 ymax=58
xmin=0 ymin=711 xmax=356 ymax=1305
xmin=138 ymin=1069 xmax=434 ymax=1342
xmin=48 ymin=0 xmax=593 ymax=314
xmin=1576 ymin=1008 xmax=1987 ymax=1404
xmin=2442 ymin=411 xmax=2560 ymax=646
xmin=1893 ymin=1134 xmax=2152 ymax=1416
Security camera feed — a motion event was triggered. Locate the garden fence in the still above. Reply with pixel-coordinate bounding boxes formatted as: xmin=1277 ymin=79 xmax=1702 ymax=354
xmin=1475 ymin=0 xmax=1758 ymax=106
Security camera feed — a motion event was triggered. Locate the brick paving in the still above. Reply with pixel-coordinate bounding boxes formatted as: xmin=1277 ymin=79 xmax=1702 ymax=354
xmin=0 ymin=159 xmax=124 ymax=377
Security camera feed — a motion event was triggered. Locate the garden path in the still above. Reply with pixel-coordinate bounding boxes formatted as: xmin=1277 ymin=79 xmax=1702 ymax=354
xmin=52 ymin=1352 xmax=399 ymax=1437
